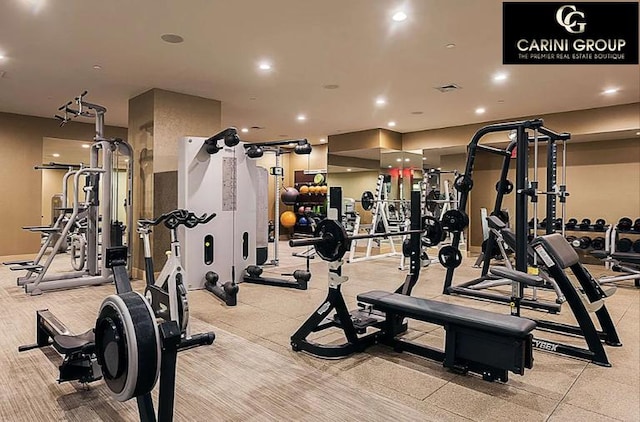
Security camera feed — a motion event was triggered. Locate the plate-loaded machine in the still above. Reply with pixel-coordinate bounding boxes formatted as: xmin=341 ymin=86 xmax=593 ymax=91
xmin=4 ymin=91 xmax=133 ymax=295
xmin=442 ymin=120 xmax=621 ymax=366
xmin=289 ymin=188 xmax=536 ymax=382
xmin=19 ymin=246 xmax=215 ymax=422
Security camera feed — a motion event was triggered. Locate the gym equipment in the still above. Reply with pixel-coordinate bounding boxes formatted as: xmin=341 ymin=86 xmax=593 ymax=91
xmin=572 ymin=236 xmax=591 ymax=249
xmin=453 ymin=174 xmax=474 ymax=192
xmin=138 ymin=209 xmax=215 ymax=336
xmin=178 ymin=131 xmax=268 ymax=306
xmin=566 ymin=235 xmax=577 ymax=244
xmin=579 ymin=218 xmax=591 ymax=230
xmin=594 ymin=250 xmax=640 ymax=287
xmin=438 ymin=246 xmax=463 ymax=269
xmin=441 ymin=120 xmax=621 ymax=365
xmin=565 ymin=218 xmax=578 ymax=229
xmin=244 ymin=138 xmax=312 ymax=266
xmin=243 ymin=265 xmax=310 ymax=290
xmin=203 ymin=127 xmax=241 ymax=154
xmin=616 ymin=238 xmax=633 ymax=253
xmin=4 ymin=91 xmax=133 ymax=295
xmin=19 ymin=246 xmax=215 ymax=421
xmin=298 ymin=216 xmax=309 ymax=226
xmin=440 ymin=209 xmax=469 ymax=232
xmin=299 ymin=185 xmax=309 ymax=194
xmin=617 ymin=217 xmax=633 ymax=231
xmin=554 ymin=218 xmax=564 ymax=229
xmin=281 ymin=187 xmax=299 ymax=205
xmin=280 ymin=211 xmax=297 ymax=228
xmin=634 ymin=218 xmax=640 ymax=231
xmin=594 ymin=218 xmax=606 ymax=231
xmin=495 ymin=179 xmax=514 ymax=194
xmin=591 ymin=237 xmax=606 ymax=250
xmin=290 ymin=188 xmax=535 ymax=382
xmin=633 ymin=239 xmax=640 ymax=253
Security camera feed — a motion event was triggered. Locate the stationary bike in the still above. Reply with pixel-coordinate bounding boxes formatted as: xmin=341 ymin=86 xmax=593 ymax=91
xmin=138 ymin=209 xmax=215 ymax=337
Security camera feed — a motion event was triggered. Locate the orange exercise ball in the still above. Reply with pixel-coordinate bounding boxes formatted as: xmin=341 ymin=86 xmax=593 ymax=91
xmin=280 ymin=211 xmax=297 ymax=228
xmin=320 ymin=185 xmax=328 ymax=194
xmin=299 ymin=185 xmax=309 ymax=194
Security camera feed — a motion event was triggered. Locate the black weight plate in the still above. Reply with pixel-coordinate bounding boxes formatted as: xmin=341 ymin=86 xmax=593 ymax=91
xmin=633 ymin=239 xmax=640 ymax=253
xmin=313 ymin=219 xmax=350 ymax=261
xmin=454 ymin=175 xmax=473 ymax=193
xmin=438 ymin=246 xmax=463 ymax=269
xmin=579 ymin=219 xmax=591 ymax=230
xmin=634 ymin=218 xmax=640 ymax=231
xmin=361 ymin=191 xmax=375 ymax=211
xmin=618 ymin=217 xmax=633 ymax=231
xmin=616 ymin=238 xmax=633 ymax=252
xmin=421 ymin=216 xmax=444 ymax=247
xmin=591 ymin=237 xmax=605 ymax=250
xmin=495 ymin=180 xmax=513 ymax=195
xmin=441 ymin=209 xmax=469 ymax=232
xmin=565 ymin=218 xmax=578 ymax=229
xmin=594 ymin=218 xmax=606 ymax=231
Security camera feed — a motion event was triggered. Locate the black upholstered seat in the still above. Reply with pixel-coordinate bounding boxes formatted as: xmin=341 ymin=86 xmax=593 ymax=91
xmin=357 ymin=290 xmax=536 ymax=337
xmin=53 ymin=330 xmax=95 ymax=354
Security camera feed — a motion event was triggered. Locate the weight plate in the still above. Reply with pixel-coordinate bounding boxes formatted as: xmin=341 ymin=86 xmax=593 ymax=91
xmin=618 ymin=217 xmax=633 ymax=231
xmin=495 ymin=180 xmax=513 ymax=195
xmin=441 ymin=209 xmax=469 ymax=232
xmin=421 ymin=216 xmax=444 ymax=247
xmin=454 ymin=174 xmax=473 ymax=193
xmin=313 ymin=219 xmax=350 ymax=261
xmin=616 ymin=238 xmax=633 ymax=252
xmin=425 ymin=190 xmax=440 ymax=213
xmin=360 ymin=191 xmax=375 ymax=211
xmin=438 ymin=246 xmax=463 ymax=269
xmin=634 ymin=218 xmax=640 ymax=231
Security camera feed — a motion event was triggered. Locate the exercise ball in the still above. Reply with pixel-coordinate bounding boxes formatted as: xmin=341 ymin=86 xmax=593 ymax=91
xmin=299 ymin=217 xmax=309 ymax=226
xmin=320 ymin=185 xmax=328 ymax=194
xmin=299 ymin=185 xmax=309 ymax=194
xmin=280 ymin=187 xmax=299 ymax=205
xmin=280 ymin=211 xmax=297 ymax=228
xmin=298 ymin=206 xmax=305 ymax=214
xmin=310 ymin=186 xmax=319 ymax=194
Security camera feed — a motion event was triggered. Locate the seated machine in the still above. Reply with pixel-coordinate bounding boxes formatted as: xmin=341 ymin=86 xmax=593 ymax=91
xmin=19 ymin=246 xmax=215 ymax=421
xmin=289 ymin=189 xmax=536 ymax=382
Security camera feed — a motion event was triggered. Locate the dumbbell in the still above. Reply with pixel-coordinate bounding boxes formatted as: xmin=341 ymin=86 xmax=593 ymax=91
xmin=572 ymin=236 xmax=591 ymax=249
xmin=245 ymin=265 xmax=263 ymax=277
xmin=593 ymin=218 xmax=606 ymax=231
xmin=285 ymin=270 xmax=311 ymax=283
xmin=540 ymin=218 xmax=548 ymax=228
xmin=528 ymin=218 xmax=535 ymax=229
xmin=591 ymin=236 xmax=605 ymax=250
xmin=618 ymin=217 xmax=633 ymax=231
xmin=578 ymin=218 xmax=591 ymax=230
xmin=566 ymin=235 xmax=577 ymax=246
xmin=616 ymin=238 xmax=633 ymax=252
xmin=565 ymin=218 xmax=578 ymax=229
xmin=634 ymin=218 xmax=640 ymax=232
xmin=633 ymin=239 xmax=640 ymax=253
xmin=554 ymin=218 xmax=563 ymax=230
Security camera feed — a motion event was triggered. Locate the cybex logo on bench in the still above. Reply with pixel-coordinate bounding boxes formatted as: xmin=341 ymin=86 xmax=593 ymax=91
xmin=532 ymin=339 xmax=559 ymax=352
xmin=503 ymin=2 xmax=639 ymax=64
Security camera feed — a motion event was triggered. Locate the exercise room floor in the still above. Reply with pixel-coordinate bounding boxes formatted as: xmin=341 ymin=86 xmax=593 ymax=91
xmin=1 ymin=242 xmax=638 ymax=421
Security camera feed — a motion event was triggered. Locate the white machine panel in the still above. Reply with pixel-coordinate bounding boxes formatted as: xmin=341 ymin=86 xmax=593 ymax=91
xmin=178 ymin=137 xmax=260 ymax=290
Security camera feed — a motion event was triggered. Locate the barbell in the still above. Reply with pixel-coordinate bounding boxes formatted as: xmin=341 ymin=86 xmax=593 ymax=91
xmin=358 ymin=191 xmax=409 ymax=211
xmin=289 ymin=218 xmax=443 ymax=262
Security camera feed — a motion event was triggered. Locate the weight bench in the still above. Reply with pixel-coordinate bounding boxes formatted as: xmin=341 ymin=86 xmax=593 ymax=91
xmin=357 ymin=290 xmax=535 ymax=382
xmin=592 ymin=250 xmax=640 ymax=287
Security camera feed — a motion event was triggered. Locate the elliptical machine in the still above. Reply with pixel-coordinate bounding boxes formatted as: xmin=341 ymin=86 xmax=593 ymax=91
xmin=138 ymin=209 xmax=216 ymax=337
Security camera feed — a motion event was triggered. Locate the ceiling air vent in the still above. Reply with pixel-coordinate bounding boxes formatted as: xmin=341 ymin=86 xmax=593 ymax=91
xmin=250 ymin=126 xmax=265 ymax=130
xmin=434 ymin=84 xmax=461 ymax=93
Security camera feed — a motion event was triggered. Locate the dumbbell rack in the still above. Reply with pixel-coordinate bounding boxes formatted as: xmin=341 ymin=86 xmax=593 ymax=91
xmin=562 ymin=224 xmax=611 ymax=266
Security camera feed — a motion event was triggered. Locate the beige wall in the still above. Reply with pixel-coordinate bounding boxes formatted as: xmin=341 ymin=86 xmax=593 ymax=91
xmin=0 ymin=111 xmax=127 ymax=256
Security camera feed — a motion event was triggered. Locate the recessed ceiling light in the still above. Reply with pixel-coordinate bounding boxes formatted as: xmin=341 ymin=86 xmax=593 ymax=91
xmin=258 ymin=62 xmax=272 ymax=70
xmin=404 ymin=158 xmax=410 ymax=162
xmin=388 ymin=165 xmax=392 ymax=168
xmin=124 ymin=159 xmax=129 ymax=163
xmin=445 ymin=43 xmax=456 ymax=49
xmin=375 ymin=97 xmax=386 ymax=106
xmin=0 ymin=54 xmax=5 ymax=60
xmin=636 ymin=131 xmax=640 ymax=136
xmin=297 ymin=114 xmax=307 ymax=121
xmin=603 ymin=87 xmax=619 ymax=95
xmin=319 ymin=138 xmax=326 ymax=143
xmin=422 ymin=157 xmax=426 ymax=160
xmin=323 ymin=84 xmax=339 ymax=89
xmin=241 ymin=128 xmax=249 ymax=133
xmin=392 ymin=11 xmax=407 ymax=21
xmin=92 ymin=64 xmax=102 ymax=70
xmin=475 ymin=107 xmax=486 ymax=114
xmin=52 ymin=153 xmax=60 ymax=158
xmin=396 ymin=158 xmax=402 ymax=162
xmin=493 ymin=72 xmax=508 ymax=82
xmin=160 ymin=34 xmax=184 ymax=44
xmin=388 ymin=121 xmax=396 ymax=127
xmin=437 ymin=167 xmax=442 ymax=170
xmin=347 ymin=168 xmax=352 ymax=172
xmin=82 ymin=144 xmax=90 ymax=149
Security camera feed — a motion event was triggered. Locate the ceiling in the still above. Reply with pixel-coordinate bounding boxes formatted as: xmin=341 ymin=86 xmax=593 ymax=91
xmin=0 ymin=0 xmax=638 ymax=143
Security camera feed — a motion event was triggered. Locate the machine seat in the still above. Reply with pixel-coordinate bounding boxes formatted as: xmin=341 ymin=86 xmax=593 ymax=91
xmin=357 ymin=290 xmax=536 ymax=338
xmin=53 ymin=330 xmax=95 ymax=355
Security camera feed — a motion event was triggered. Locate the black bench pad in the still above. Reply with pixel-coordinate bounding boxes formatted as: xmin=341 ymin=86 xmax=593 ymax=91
xmin=53 ymin=330 xmax=95 ymax=354
xmin=358 ymin=291 xmax=536 ymax=337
